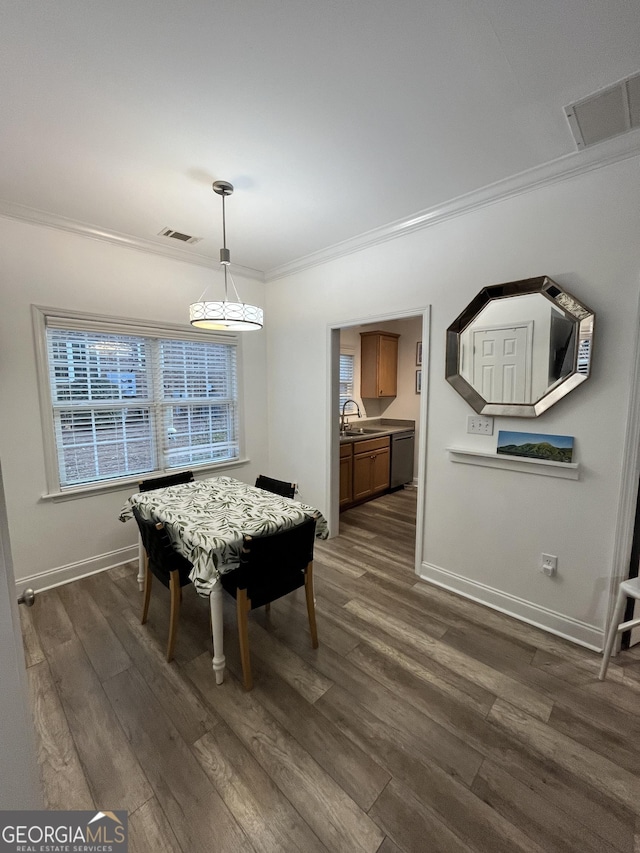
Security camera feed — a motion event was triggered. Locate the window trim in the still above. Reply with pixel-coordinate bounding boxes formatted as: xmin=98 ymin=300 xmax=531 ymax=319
xmin=32 ymin=305 xmax=247 ymax=500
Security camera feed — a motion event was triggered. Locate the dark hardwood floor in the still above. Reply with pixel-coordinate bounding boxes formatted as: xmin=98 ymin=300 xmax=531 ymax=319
xmin=21 ymin=486 xmax=640 ymax=852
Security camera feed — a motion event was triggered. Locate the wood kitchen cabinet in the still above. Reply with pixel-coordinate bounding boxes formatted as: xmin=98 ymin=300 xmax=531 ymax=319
xmin=339 ymin=443 xmax=353 ymax=509
xmin=360 ymin=331 xmax=400 ymax=398
xmin=352 ymin=436 xmax=390 ymax=503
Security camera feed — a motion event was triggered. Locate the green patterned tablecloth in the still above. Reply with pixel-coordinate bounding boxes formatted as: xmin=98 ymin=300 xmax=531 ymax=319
xmin=120 ymin=476 xmax=329 ymax=596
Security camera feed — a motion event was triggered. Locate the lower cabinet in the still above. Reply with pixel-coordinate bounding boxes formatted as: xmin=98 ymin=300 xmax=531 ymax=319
xmin=339 ymin=443 xmax=353 ymax=509
xmin=343 ymin=436 xmax=390 ymax=508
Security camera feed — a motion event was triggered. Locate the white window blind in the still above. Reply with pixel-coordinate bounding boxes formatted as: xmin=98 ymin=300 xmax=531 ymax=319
xmin=339 ymin=353 xmax=358 ymax=413
xmin=43 ymin=320 xmax=239 ymax=488
xmin=160 ymin=338 xmax=238 ymax=468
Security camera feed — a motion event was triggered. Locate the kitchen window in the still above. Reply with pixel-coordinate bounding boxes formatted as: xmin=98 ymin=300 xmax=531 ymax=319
xmin=33 ymin=306 xmax=240 ymax=496
xmin=339 ymin=351 xmax=358 ymax=413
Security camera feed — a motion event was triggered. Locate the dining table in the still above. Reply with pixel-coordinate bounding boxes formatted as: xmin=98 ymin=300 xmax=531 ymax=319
xmin=119 ymin=475 xmax=329 ymax=683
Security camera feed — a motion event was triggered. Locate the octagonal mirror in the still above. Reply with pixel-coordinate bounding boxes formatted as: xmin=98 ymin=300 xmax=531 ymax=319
xmin=446 ymin=276 xmax=595 ymax=416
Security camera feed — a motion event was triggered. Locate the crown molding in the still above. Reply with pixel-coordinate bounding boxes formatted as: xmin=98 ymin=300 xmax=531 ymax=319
xmin=265 ymin=130 xmax=640 ymax=281
xmin=0 ymin=199 xmax=264 ymax=281
xmin=1 ymin=129 xmax=639 ymax=285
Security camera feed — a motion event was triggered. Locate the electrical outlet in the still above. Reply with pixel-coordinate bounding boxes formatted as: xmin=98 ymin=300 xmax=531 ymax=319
xmin=467 ymin=415 xmax=494 ymax=435
xmin=541 ymin=553 xmax=557 ymax=576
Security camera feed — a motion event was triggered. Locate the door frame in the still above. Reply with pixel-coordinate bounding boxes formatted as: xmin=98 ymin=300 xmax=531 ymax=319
xmin=327 ymin=306 xmax=430 ymax=577
xmin=0 ymin=459 xmax=43 ymax=808
xmin=607 ymin=293 xmax=640 ymax=643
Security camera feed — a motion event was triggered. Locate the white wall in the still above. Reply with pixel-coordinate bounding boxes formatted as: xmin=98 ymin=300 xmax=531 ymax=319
xmin=0 ymin=218 xmax=268 ymax=586
xmin=265 ymin=156 xmax=640 ymax=648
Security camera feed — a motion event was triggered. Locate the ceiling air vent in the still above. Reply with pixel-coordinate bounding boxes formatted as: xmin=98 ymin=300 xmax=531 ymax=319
xmin=565 ymin=71 xmax=640 ymax=149
xmin=158 ymin=227 xmax=202 ymax=245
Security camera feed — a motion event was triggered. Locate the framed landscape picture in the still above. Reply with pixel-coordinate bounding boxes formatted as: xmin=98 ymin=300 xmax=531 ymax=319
xmin=415 ymin=369 xmax=422 ymax=394
xmin=497 ymin=430 xmax=574 ymax=463
xmin=416 ymin=341 xmax=422 ymax=366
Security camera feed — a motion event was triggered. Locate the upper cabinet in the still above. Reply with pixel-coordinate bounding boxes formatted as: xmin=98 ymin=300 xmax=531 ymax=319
xmin=360 ymin=331 xmax=400 ymax=397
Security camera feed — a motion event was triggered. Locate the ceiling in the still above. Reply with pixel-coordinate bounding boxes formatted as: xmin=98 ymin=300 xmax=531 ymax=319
xmin=1 ymin=0 xmax=639 ymax=277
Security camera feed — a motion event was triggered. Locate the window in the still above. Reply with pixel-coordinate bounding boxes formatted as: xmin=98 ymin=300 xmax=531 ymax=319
xmin=339 ymin=352 xmax=358 ymax=414
xmin=34 ymin=308 xmax=240 ymax=492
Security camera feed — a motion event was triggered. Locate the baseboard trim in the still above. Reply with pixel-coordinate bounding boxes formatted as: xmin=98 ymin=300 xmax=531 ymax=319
xmin=15 ymin=545 xmax=138 ymax=593
xmin=419 ymin=561 xmax=604 ymax=651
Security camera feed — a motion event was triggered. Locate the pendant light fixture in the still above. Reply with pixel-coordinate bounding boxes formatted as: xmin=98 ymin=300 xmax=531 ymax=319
xmin=189 ymin=181 xmax=264 ymax=331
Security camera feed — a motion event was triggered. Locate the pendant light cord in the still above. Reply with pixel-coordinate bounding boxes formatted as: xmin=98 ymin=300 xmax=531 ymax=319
xmin=222 ymin=192 xmax=229 ymax=302
xmin=220 ymin=187 xmax=243 ymax=303
xmin=221 ymin=192 xmax=227 ymax=254
xmin=193 ymin=180 xmax=248 ymax=307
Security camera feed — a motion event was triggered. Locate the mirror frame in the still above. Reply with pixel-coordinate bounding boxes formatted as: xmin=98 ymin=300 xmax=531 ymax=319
xmin=445 ymin=276 xmax=595 ymax=417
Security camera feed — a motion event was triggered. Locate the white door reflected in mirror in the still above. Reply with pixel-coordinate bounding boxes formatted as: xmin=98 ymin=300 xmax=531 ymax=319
xmin=446 ymin=277 xmax=594 ymax=417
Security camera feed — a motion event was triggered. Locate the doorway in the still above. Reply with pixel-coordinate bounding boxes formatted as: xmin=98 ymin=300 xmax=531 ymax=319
xmin=0 ymin=460 xmax=43 ymax=807
xmin=328 ymin=307 xmax=430 ymax=577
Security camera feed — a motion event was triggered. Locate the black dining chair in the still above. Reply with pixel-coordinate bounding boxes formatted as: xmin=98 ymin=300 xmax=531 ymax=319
xmin=139 ymin=470 xmax=194 ymax=492
xmin=132 ymin=506 xmax=194 ymax=662
xmin=220 ymin=514 xmax=319 ymax=690
xmin=254 ymin=474 xmax=296 ymax=499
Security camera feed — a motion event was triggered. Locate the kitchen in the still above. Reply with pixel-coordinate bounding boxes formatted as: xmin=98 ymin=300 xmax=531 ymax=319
xmin=337 ymin=316 xmax=422 ymax=520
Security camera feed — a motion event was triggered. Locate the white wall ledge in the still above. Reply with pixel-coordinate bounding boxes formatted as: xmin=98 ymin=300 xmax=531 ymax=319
xmin=447 ymin=446 xmax=580 ymax=480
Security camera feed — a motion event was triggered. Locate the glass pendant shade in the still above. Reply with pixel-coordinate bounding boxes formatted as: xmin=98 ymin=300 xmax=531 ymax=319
xmin=190 ymin=180 xmax=263 ymax=331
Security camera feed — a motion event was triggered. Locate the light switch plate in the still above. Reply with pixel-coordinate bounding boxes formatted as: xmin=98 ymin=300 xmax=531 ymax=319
xmin=467 ymin=415 xmax=494 ymax=435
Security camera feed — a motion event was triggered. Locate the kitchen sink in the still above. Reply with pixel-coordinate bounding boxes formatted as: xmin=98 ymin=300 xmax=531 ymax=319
xmin=343 ymin=427 xmax=385 ymax=436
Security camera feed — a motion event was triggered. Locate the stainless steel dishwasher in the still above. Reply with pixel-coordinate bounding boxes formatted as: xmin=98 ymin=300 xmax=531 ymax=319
xmin=390 ymin=430 xmax=415 ymax=489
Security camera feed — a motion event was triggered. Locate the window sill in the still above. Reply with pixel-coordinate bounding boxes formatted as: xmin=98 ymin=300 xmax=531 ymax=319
xmin=446 ymin=447 xmax=580 ymax=480
xmin=40 ymin=457 xmax=251 ymax=502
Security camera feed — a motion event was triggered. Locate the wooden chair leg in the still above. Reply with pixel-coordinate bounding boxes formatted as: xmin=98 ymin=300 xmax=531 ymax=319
xmin=141 ymin=557 xmax=152 ymax=625
xmin=304 ymin=562 xmax=319 ymax=649
xmin=237 ymin=589 xmax=253 ymax=690
xmin=167 ymin=571 xmax=181 ymax=662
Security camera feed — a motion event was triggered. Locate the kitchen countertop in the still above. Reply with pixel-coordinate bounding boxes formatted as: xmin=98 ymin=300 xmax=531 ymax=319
xmin=339 ymin=418 xmax=415 ymax=444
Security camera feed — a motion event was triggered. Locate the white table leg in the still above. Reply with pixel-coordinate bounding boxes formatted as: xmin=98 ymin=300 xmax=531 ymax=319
xmin=210 ymin=579 xmax=225 ymax=684
xmin=136 ymin=532 xmax=145 ymax=590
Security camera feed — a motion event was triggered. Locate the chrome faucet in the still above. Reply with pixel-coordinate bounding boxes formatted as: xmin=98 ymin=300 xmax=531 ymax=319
xmin=340 ymin=399 xmax=362 ymax=434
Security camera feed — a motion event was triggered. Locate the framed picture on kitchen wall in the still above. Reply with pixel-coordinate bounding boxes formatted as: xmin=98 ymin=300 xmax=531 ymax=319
xmin=416 ymin=342 xmax=422 ymax=366
xmin=415 ymin=370 xmax=422 ymax=394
